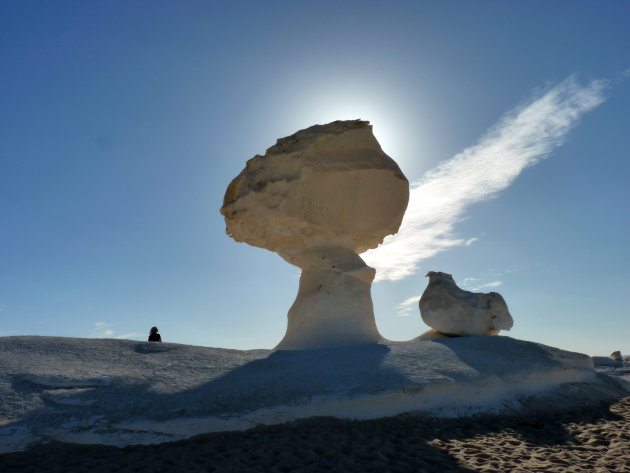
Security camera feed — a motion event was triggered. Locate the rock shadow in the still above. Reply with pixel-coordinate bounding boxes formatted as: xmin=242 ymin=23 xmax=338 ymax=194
xmin=164 ymin=343 xmax=404 ymax=416
xmin=2 ymin=398 xmax=629 ymax=473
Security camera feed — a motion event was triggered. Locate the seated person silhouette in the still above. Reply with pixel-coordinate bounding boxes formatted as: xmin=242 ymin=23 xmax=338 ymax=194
xmin=148 ymin=326 xmax=162 ymax=342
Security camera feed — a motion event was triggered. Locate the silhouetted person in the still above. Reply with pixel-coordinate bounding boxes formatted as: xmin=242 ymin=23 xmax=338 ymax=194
xmin=148 ymin=326 xmax=162 ymax=342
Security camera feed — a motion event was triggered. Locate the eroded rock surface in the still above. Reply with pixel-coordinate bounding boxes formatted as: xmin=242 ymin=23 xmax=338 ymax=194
xmin=3 ymin=336 xmax=627 ymax=453
xmin=221 ymin=120 xmax=409 ymax=350
xmin=419 ymin=271 xmax=514 ymax=337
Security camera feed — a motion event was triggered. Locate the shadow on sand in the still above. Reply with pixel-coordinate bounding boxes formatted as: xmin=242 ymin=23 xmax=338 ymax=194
xmin=0 ymin=396 xmax=626 ymax=473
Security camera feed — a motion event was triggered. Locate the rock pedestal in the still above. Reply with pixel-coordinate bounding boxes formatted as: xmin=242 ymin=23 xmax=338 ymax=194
xmin=221 ymin=120 xmax=409 ymax=350
xmin=279 ymin=247 xmax=380 ymax=350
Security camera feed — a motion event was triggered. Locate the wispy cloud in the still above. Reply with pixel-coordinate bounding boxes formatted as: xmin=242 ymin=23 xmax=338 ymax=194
xmin=461 ymin=278 xmax=503 ymax=292
xmin=395 ymin=295 xmax=422 ymax=317
xmin=464 ymin=237 xmax=479 ymax=247
xmin=364 ymin=75 xmax=607 ymax=281
xmin=90 ymin=322 xmax=140 ymax=340
xmin=115 ymin=332 xmax=141 ymax=340
xmin=90 ymin=322 xmax=114 ymax=338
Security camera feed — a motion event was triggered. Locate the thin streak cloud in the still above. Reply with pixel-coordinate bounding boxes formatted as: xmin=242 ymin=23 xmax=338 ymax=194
xmin=89 ymin=322 xmax=139 ymax=340
xmin=464 ymin=237 xmax=479 ymax=247
xmin=461 ymin=279 xmax=503 ymax=292
xmin=395 ymin=295 xmax=421 ymax=317
xmin=364 ymin=75 xmax=607 ymax=281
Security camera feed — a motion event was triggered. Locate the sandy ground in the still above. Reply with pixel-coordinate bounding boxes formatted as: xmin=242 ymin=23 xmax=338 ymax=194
xmin=1 ymin=396 xmax=628 ymax=473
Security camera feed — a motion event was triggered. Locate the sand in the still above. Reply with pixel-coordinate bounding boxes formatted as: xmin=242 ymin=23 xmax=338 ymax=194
xmin=1 ymin=396 xmax=628 ymax=473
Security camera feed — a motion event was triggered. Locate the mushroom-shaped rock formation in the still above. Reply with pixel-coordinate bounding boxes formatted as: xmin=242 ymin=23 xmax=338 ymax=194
xmin=221 ymin=120 xmax=409 ymax=350
xmin=419 ymin=271 xmax=514 ymax=337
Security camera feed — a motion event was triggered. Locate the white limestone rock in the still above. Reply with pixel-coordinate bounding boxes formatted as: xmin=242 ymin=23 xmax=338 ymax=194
xmin=419 ymin=271 xmax=514 ymax=337
xmin=221 ymin=120 xmax=409 ymax=350
xmin=3 ymin=335 xmax=628 ymax=453
xmin=593 ymin=356 xmax=623 ymax=368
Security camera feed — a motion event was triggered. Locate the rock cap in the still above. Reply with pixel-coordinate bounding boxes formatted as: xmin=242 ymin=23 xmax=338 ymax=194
xmin=221 ymin=120 xmax=409 ymax=265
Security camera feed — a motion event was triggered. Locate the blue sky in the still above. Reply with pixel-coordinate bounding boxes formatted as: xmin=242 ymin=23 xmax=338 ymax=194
xmin=1 ymin=1 xmax=628 ymax=355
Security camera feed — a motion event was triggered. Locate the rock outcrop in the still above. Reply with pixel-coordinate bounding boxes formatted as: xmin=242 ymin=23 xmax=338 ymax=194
xmin=4 ymin=335 xmax=628 ymax=453
xmin=221 ymin=120 xmax=409 ymax=350
xmin=593 ymin=356 xmax=623 ymax=368
xmin=419 ymin=271 xmax=513 ymax=337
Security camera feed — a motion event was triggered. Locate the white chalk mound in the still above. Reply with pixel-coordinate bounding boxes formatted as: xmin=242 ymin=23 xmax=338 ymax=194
xmin=1 ymin=336 xmax=628 ymax=453
xmin=419 ymin=271 xmax=514 ymax=337
xmin=221 ymin=120 xmax=409 ymax=350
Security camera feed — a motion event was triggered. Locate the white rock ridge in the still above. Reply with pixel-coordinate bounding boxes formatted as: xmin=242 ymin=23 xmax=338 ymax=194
xmin=419 ymin=271 xmax=514 ymax=337
xmin=2 ymin=336 xmax=628 ymax=453
xmin=221 ymin=120 xmax=409 ymax=350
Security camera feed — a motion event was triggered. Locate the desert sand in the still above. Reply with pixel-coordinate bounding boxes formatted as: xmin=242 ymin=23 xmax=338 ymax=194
xmin=1 ymin=396 xmax=628 ymax=472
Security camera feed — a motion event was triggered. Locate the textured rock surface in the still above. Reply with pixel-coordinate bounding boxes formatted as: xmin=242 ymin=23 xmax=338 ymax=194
xmin=593 ymin=356 xmax=623 ymax=368
xmin=419 ymin=271 xmax=514 ymax=337
xmin=221 ymin=120 xmax=409 ymax=350
xmin=2 ymin=336 xmax=628 ymax=453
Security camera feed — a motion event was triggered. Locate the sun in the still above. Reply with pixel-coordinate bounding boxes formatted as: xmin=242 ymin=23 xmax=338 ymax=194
xmin=284 ymin=77 xmax=414 ymax=173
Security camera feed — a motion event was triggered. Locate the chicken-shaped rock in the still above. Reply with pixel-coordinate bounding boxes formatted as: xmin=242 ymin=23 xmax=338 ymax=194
xmin=419 ymin=271 xmax=513 ymax=337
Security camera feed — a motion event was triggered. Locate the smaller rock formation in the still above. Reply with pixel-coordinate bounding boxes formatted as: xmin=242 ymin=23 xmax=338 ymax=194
xmin=593 ymin=356 xmax=623 ymax=368
xmin=418 ymin=271 xmax=513 ymax=338
xmin=611 ymin=351 xmax=623 ymax=362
